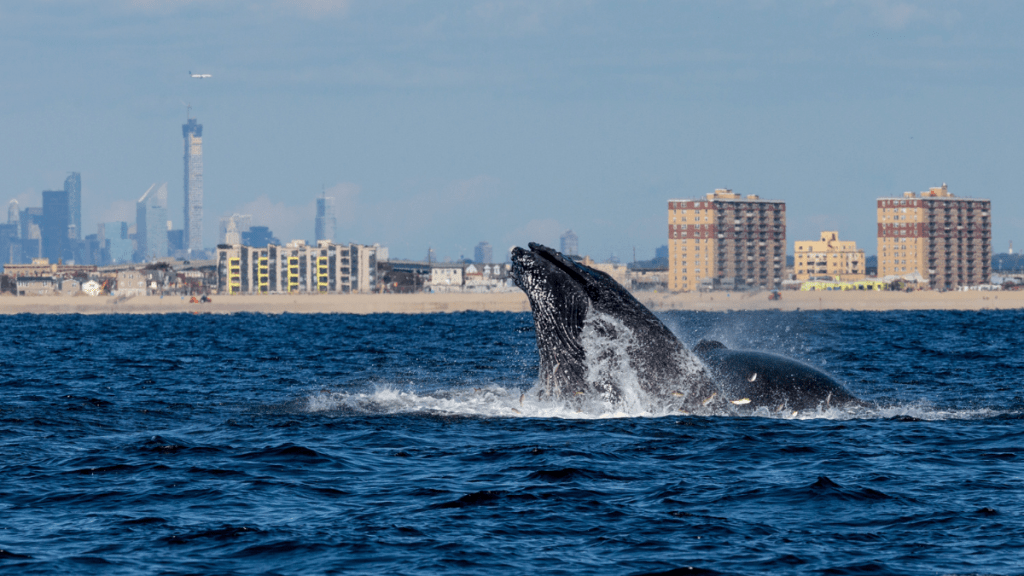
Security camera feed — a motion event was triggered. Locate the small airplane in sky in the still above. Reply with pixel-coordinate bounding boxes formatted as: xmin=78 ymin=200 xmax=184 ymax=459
xmin=189 ymin=71 xmax=212 ymax=79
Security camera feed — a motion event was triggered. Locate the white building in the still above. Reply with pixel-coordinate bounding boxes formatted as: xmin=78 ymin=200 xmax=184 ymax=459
xmin=429 ymin=264 xmax=464 ymax=293
xmin=216 ymin=239 xmax=380 ymax=294
xmin=463 ymin=263 xmax=512 ymax=292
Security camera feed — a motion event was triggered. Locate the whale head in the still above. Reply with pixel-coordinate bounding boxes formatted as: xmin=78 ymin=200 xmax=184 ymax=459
xmin=510 ymin=242 xmax=715 ymax=407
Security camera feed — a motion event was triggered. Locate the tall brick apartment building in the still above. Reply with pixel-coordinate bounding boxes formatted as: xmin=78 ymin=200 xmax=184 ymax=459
xmin=668 ymin=189 xmax=786 ymax=292
xmin=877 ymin=184 xmax=991 ymax=289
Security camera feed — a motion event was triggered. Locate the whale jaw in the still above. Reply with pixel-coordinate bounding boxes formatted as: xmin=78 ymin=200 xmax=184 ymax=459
xmin=510 ymin=244 xmax=590 ymax=401
xmin=510 ymin=243 xmax=716 ymax=408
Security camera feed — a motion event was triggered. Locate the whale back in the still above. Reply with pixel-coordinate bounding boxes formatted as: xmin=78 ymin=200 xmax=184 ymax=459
xmin=693 ymin=340 xmax=859 ymax=411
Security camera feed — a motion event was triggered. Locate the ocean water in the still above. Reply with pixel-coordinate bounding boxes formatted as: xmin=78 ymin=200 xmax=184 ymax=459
xmin=0 ymin=310 xmax=1022 ymax=575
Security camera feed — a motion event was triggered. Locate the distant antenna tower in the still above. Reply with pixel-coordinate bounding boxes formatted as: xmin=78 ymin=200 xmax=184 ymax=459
xmin=186 ymin=103 xmax=192 ymax=120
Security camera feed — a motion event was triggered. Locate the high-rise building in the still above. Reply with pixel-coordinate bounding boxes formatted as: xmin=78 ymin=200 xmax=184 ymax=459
xmin=3 ymin=201 xmax=20 ymax=264
xmin=7 ymin=200 xmax=20 ymax=235
xmin=219 ymin=214 xmax=252 ymax=245
xmin=668 ymin=188 xmax=786 ymax=292
xmin=224 ymin=220 xmax=241 ymax=245
xmin=100 ymin=222 xmax=133 ymax=264
xmin=137 ymin=183 xmax=169 ymax=262
xmin=19 ymin=207 xmax=43 ymax=262
xmin=474 ymin=241 xmax=492 ymax=264
xmin=183 ymin=118 xmax=204 ymax=253
xmin=42 ymin=190 xmax=72 ymax=264
xmin=794 ymin=231 xmax=865 ymax=281
xmin=167 ymin=229 xmax=185 ymax=253
xmin=315 ymin=195 xmax=336 ymax=242
xmin=560 ymin=230 xmax=578 ymax=256
xmin=242 ymin=226 xmax=280 ymax=247
xmin=876 ymin=184 xmax=991 ymax=289
xmin=65 ymin=172 xmax=81 ymax=240
xmin=21 ymin=207 xmax=42 ymax=241
xmin=0 ymin=223 xmax=16 ymax=265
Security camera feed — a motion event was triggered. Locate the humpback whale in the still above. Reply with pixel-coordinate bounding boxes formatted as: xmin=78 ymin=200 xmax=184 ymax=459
xmin=509 ymin=242 xmax=859 ymax=413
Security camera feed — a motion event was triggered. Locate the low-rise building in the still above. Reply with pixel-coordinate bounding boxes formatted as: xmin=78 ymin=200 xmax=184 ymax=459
xmin=428 ymin=264 xmax=464 ymax=293
xmin=115 ymin=270 xmax=148 ymax=297
xmin=59 ymin=278 xmax=81 ymax=295
xmin=379 ymin=260 xmax=430 ymax=293
xmin=627 ymin=268 xmax=669 ymax=291
xmin=82 ymin=279 xmax=102 ymax=296
xmin=3 ymin=258 xmax=96 ymax=279
xmin=590 ymin=262 xmax=629 ymax=287
xmin=15 ymin=276 xmax=56 ymax=296
xmin=463 ymin=263 xmax=512 ymax=292
xmin=793 ymin=231 xmax=866 ymax=281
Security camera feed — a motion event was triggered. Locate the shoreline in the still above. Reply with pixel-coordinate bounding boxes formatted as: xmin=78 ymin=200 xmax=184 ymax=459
xmin=1 ymin=290 xmax=1022 ymax=315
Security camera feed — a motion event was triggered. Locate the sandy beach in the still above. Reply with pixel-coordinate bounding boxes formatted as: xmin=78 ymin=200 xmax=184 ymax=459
xmin=1 ymin=289 xmax=1021 ymax=315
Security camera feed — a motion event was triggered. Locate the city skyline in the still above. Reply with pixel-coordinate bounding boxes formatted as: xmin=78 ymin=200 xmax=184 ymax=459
xmin=1 ymin=2 xmax=1022 ymax=262
xmin=0 ymin=164 xmax=1011 ymax=268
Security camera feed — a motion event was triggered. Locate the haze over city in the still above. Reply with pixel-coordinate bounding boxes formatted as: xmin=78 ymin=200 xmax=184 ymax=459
xmin=1 ymin=0 xmax=1022 ymax=262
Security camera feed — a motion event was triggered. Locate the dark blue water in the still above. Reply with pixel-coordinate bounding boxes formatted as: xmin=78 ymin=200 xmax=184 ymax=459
xmin=1 ymin=310 xmax=1022 ymax=575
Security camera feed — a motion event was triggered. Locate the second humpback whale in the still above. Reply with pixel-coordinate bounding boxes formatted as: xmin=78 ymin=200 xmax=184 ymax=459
xmin=509 ymin=242 xmax=860 ymax=413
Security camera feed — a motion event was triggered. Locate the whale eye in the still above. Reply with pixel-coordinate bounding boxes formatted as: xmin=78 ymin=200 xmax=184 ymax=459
xmin=748 ymin=372 xmax=757 ymax=382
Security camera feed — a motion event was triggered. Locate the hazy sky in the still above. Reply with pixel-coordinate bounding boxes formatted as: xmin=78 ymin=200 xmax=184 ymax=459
xmin=2 ymin=0 xmax=1022 ymax=261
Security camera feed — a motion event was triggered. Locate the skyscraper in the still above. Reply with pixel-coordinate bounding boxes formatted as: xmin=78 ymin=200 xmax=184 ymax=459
xmin=65 ymin=172 xmax=81 ymax=240
xmin=315 ymin=195 xmax=336 ymax=242
xmin=0 ymin=223 xmax=16 ymax=265
xmin=42 ymin=190 xmax=71 ymax=263
xmin=183 ymin=118 xmax=204 ymax=253
xmin=242 ymin=226 xmax=280 ymax=247
xmin=3 ymin=200 xmax=19 ymax=264
xmin=20 ymin=207 xmax=43 ymax=262
xmin=137 ymin=183 xmax=169 ymax=261
xmin=560 ymin=230 xmax=578 ymax=256
xmin=100 ymin=222 xmax=133 ymax=264
xmin=219 ymin=214 xmax=252 ymax=245
xmin=474 ymin=241 xmax=492 ymax=263
xmin=7 ymin=199 xmax=20 ymax=236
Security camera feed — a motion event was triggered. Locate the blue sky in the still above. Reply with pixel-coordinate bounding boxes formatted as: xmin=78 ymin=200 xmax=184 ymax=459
xmin=2 ymin=0 xmax=1022 ymax=261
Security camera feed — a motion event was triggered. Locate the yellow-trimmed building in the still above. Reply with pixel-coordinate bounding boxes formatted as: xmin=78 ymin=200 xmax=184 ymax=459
xmin=793 ymin=231 xmax=865 ymax=282
xmin=216 ymin=240 xmax=379 ymax=295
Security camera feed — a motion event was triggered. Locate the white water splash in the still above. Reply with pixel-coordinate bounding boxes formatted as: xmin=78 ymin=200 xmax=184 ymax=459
xmin=299 ymin=383 xmax=1007 ymax=420
xmin=300 ymin=383 xmax=1008 ymax=421
xmin=303 ymin=384 xmax=660 ymax=420
xmin=577 ymin=311 xmax=652 ymax=413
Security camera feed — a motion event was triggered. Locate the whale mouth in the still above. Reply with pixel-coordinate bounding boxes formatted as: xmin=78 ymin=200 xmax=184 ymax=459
xmin=509 ymin=246 xmax=529 ymax=282
xmin=511 ymin=243 xmax=594 ymax=294
xmin=509 ymin=245 xmax=546 ymax=292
